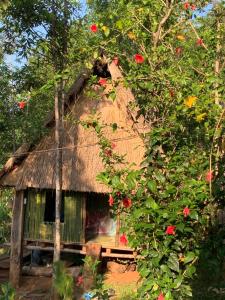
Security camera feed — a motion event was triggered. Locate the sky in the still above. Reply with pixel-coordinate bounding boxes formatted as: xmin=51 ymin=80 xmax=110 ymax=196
xmin=4 ymin=1 xmax=214 ymax=69
xmin=4 ymin=0 xmax=87 ymax=68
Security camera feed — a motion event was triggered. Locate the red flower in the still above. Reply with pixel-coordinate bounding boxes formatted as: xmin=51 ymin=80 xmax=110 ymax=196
xmin=104 ymin=149 xmax=112 ymax=157
xmin=158 ymin=293 xmax=165 ymax=300
xmin=108 ymin=195 xmax=114 ymax=206
xmin=166 ymin=225 xmax=176 ymax=235
xmin=90 ymin=24 xmax=98 ymax=33
xmin=123 ymin=197 xmax=132 ymax=208
xmin=175 ymin=47 xmax=183 ymax=55
xmin=206 ymin=171 xmax=213 ymax=182
xmin=183 ymin=207 xmax=190 ymax=217
xmin=134 ymin=54 xmax=144 ymax=64
xmin=18 ymin=101 xmax=26 ymax=109
xmin=120 ymin=233 xmax=128 ymax=245
xmin=184 ymin=2 xmax=190 ymax=9
xmin=113 ymin=57 xmax=119 ymax=66
xmin=191 ymin=4 xmax=196 ymax=10
xmin=98 ymin=78 xmax=107 ymax=86
xmin=116 ymin=191 xmax=121 ymax=197
xmin=76 ymin=275 xmax=83 ymax=286
xmin=197 ymin=38 xmax=203 ymax=46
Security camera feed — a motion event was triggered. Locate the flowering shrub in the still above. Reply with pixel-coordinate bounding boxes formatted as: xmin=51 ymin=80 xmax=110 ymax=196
xmin=85 ymin=0 xmax=225 ymax=298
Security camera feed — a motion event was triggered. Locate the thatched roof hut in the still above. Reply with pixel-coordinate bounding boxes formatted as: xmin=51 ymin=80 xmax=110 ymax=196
xmin=0 ymin=61 xmax=147 ymax=192
xmin=1 ymin=60 xmax=149 ymax=288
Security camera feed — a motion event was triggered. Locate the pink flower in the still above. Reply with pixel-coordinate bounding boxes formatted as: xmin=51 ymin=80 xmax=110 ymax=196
xmin=123 ymin=198 xmax=132 ymax=208
xmin=113 ymin=57 xmax=119 ymax=65
xmin=90 ymin=24 xmax=98 ymax=33
xmin=191 ymin=4 xmax=196 ymax=10
xmin=206 ymin=171 xmax=213 ymax=182
xmin=134 ymin=54 xmax=144 ymax=64
xmin=197 ymin=38 xmax=203 ymax=46
xmin=108 ymin=195 xmax=114 ymax=206
xmin=18 ymin=101 xmax=26 ymax=109
xmin=76 ymin=275 xmax=83 ymax=286
xmin=166 ymin=225 xmax=176 ymax=235
xmin=158 ymin=293 xmax=165 ymax=300
xmin=98 ymin=78 xmax=107 ymax=86
xmin=183 ymin=207 xmax=190 ymax=217
xmin=120 ymin=233 xmax=128 ymax=245
xmin=184 ymin=2 xmax=190 ymax=9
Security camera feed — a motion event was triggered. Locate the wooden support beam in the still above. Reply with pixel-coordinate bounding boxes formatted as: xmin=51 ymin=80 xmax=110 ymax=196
xmin=9 ymin=190 xmax=25 ymax=288
xmin=25 ymin=245 xmax=86 ymax=255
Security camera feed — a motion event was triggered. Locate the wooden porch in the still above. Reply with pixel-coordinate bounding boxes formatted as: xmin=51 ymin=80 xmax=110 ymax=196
xmin=4 ymin=238 xmax=138 ymax=259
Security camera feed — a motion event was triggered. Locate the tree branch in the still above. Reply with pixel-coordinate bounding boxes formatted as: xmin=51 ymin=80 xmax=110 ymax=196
xmin=188 ymin=21 xmax=208 ymax=51
xmin=153 ymin=0 xmax=175 ymax=48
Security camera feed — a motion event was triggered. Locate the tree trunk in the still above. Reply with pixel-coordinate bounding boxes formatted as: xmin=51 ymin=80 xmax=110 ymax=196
xmin=53 ymin=83 xmax=62 ymax=263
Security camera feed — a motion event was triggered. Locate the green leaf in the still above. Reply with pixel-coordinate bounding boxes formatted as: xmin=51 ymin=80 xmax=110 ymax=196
xmin=146 ymin=197 xmax=159 ymax=210
xmin=184 ymin=252 xmax=195 ymax=264
xmin=147 ymin=180 xmax=157 ymax=193
xmin=104 ymin=27 xmax=110 ymax=37
xmin=108 ymin=90 xmax=116 ymax=101
xmin=111 ymin=123 xmax=118 ymax=131
xmin=116 ymin=19 xmax=123 ymax=30
xmin=173 ymin=275 xmax=183 ymax=289
xmin=167 ymin=253 xmax=179 ymax=273
xmin=189 ymin=211 xmax=199 ymax=221
xmin=139 ymin=265 xmax=150 ymax=277
xmin=165 ymin=291 xmax=173 ymax=300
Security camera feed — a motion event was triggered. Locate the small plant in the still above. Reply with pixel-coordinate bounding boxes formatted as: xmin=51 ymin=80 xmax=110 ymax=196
xmin=0 ymin=282 xmax=15 ymax=300
xmin=53 ymin=261 xmax=74 ymax=300
xmin=81 ymin=257 xmax=114 ymax=300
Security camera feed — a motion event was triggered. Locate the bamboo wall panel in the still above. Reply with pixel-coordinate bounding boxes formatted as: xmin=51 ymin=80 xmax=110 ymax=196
xmin=24 ymin=189 xmax=84 ymax=243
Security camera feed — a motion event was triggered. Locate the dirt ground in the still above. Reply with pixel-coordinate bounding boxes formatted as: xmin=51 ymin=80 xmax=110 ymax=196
xmin=0 ymin=257 xmax=140 ymax=300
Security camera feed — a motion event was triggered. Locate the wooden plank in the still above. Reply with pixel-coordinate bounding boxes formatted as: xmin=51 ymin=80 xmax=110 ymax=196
xmin=102 ymin=253 xmax=137 ymax=259
xmin=25 ymin=245 xmax=86 ymax=255
xmin=9 ymin=190 xmax=25 ymax=288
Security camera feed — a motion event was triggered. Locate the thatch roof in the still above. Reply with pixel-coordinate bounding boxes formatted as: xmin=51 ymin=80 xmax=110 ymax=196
xmin=0 ymin=61 xmax=148 ymax=193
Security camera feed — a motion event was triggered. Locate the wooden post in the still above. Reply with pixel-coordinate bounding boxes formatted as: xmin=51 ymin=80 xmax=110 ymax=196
xmin=10 ymin=190 xmax=25 ymax=288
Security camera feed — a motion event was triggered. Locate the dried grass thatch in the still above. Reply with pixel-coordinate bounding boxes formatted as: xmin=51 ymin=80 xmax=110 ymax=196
xmin=0 ymin=62 xmax=148 ymax=192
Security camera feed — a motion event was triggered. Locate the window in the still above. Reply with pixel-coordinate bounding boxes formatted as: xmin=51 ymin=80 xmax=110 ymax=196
xmin=44 ymin=190 xmax=64 ymax=223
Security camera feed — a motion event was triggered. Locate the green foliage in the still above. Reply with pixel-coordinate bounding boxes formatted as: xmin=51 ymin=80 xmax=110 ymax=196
xmin=53 ymin=261 xmax=74 ymax=300
xmin=0 ymin=189 xmax=12 ymax=243
xmin=0 ymin=282 xmax=15 ymax=300
xmin=87 ymin=1 xmax=225 ymax=299
xmin=82 ymin=256 xmax=112 ymax=300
